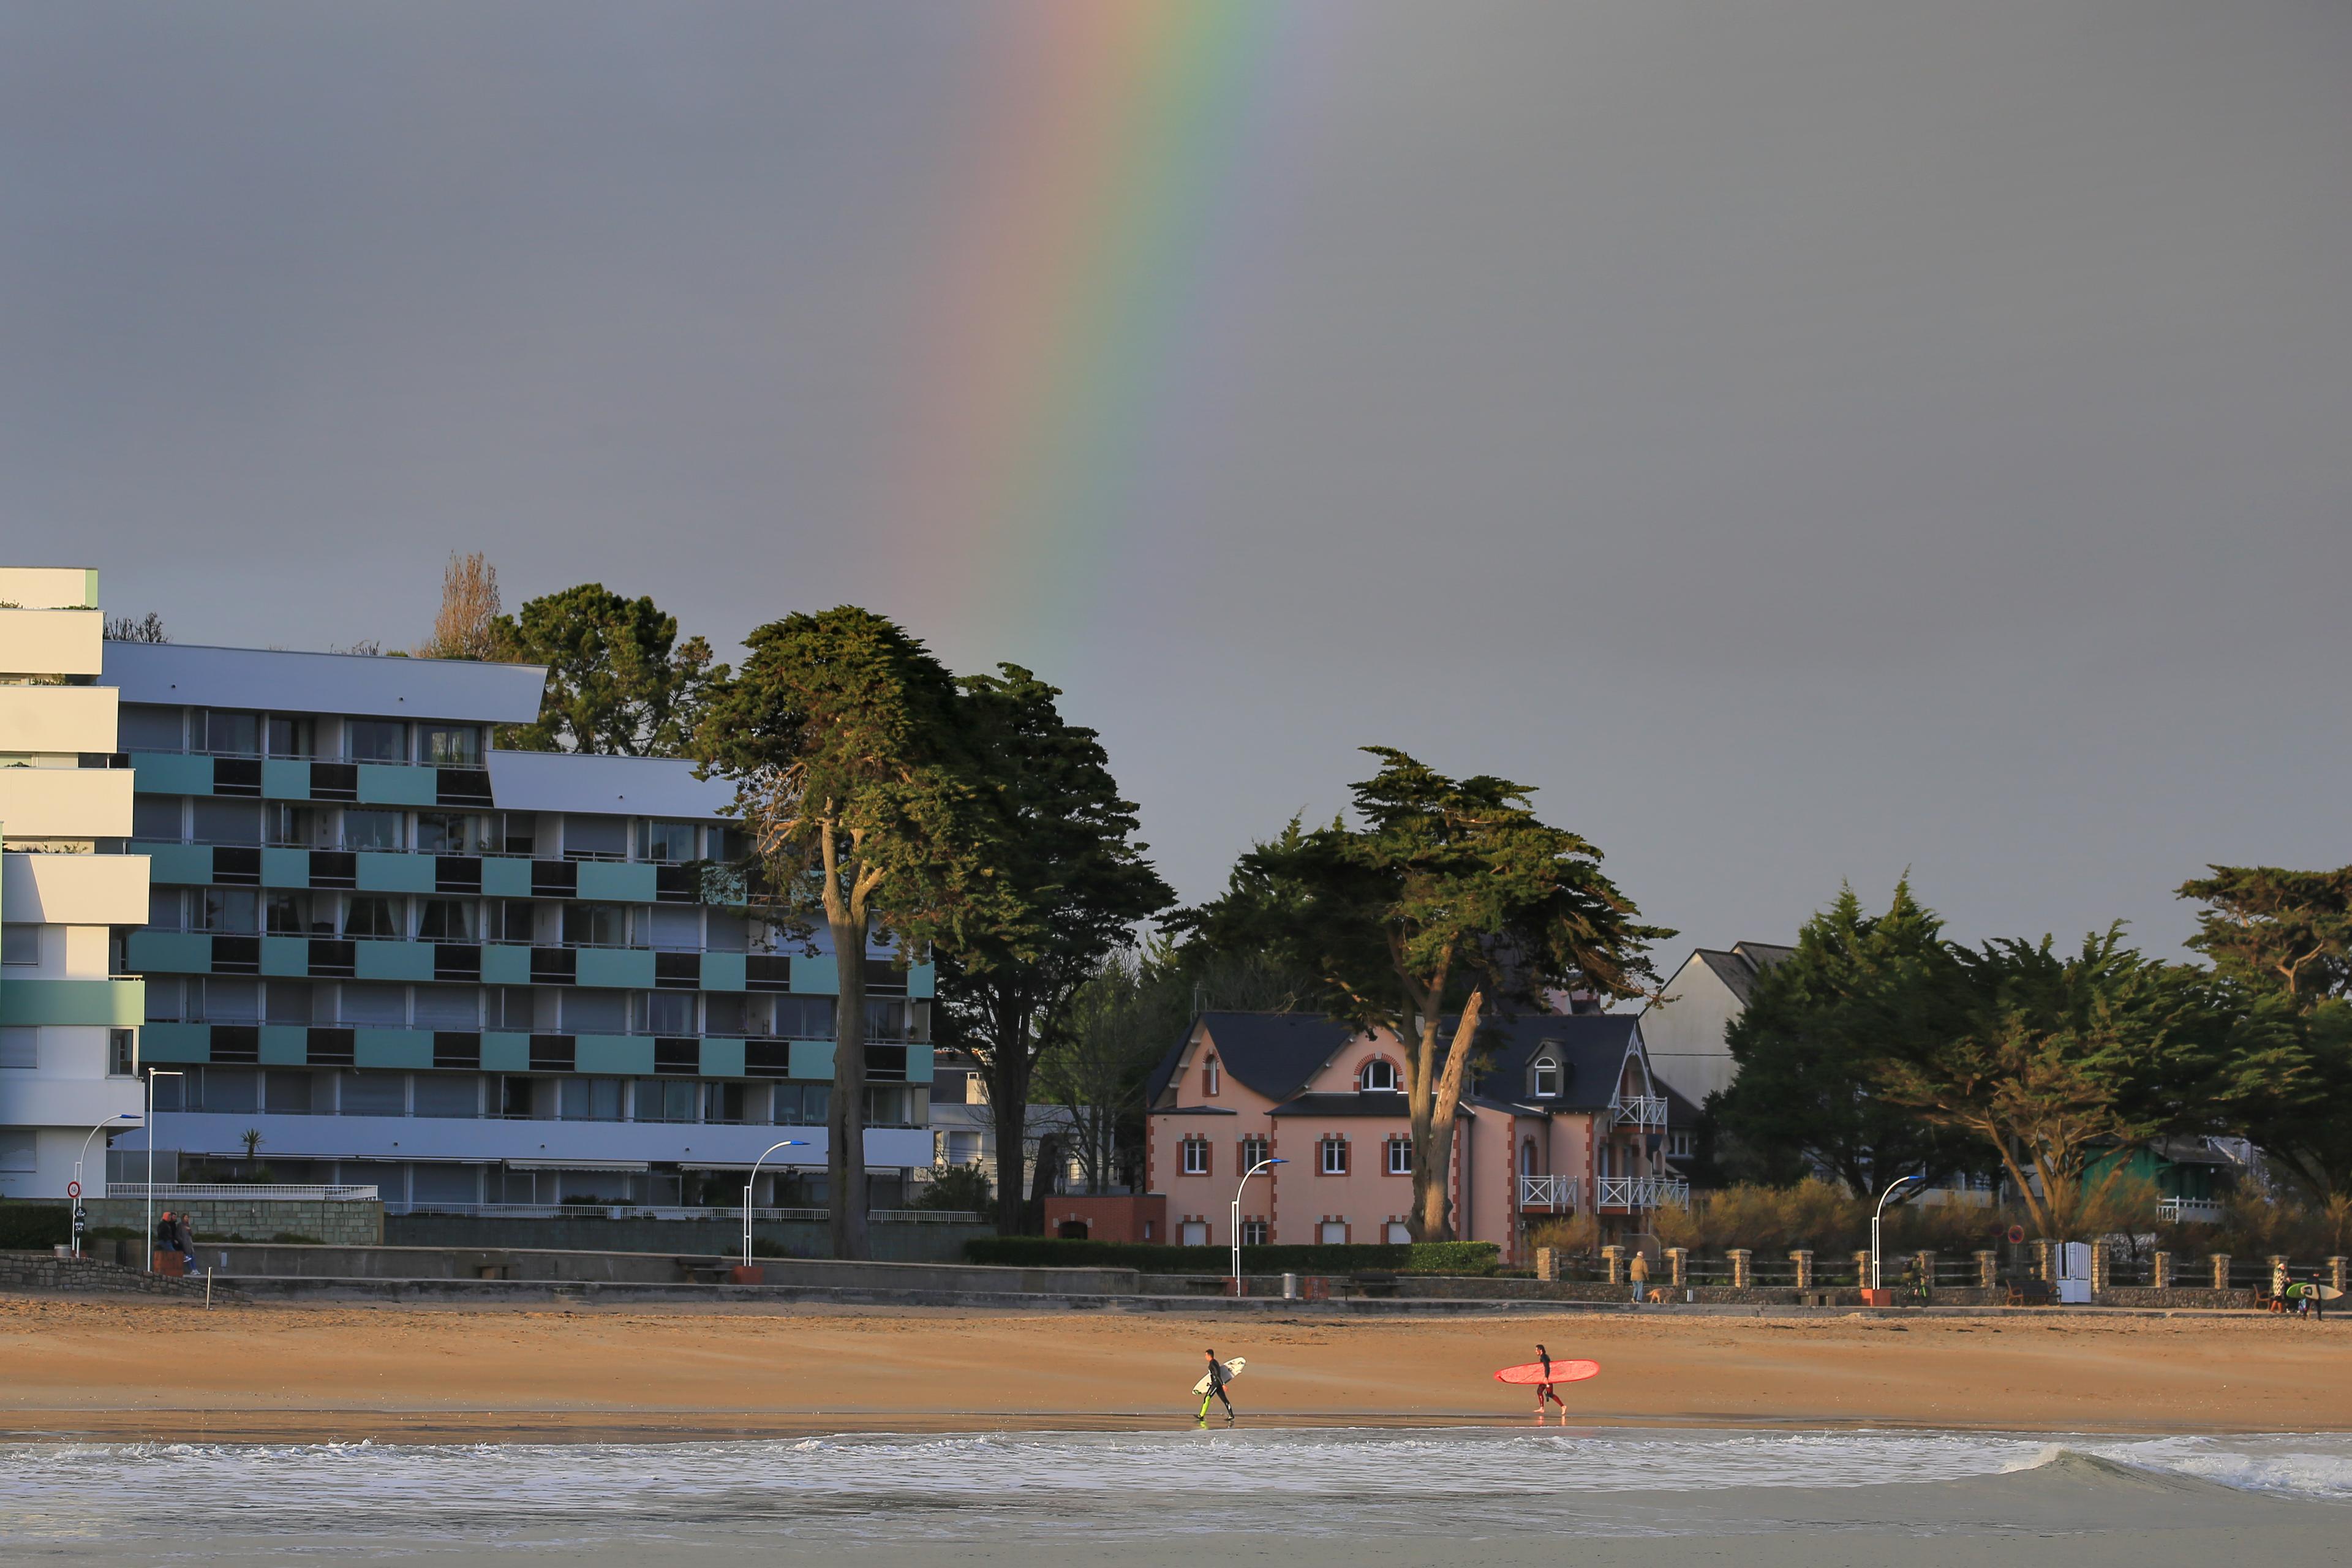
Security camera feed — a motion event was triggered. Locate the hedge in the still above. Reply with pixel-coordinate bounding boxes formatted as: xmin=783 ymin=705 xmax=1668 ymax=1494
xmin=964 ymin=1237 xmax=1501 ymax=1275
xmin=0 ymin=1203 xmax=71 ymax=1251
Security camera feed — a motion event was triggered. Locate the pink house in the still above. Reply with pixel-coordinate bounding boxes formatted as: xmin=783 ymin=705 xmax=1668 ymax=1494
xmin=1144 ymin=1011 xmax=1693 ymax=1265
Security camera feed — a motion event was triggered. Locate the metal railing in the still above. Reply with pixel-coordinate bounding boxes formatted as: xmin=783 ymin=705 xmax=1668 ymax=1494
xmin=104 ymin=1183 xmax=380 ymax=1202
xmin=1518 ymin=1174 xmax=1585 ymax=1209
xmin=1611 ymin=1095 xmax=1667 ymax=1128
xmin=1596 ymin=1175 xmax=1689 ymax=1210
xmin=388 ymin=1203 xmax=984 ymax=1221
xmin=2156 ymin=1196 xmax=2226 ymax=1224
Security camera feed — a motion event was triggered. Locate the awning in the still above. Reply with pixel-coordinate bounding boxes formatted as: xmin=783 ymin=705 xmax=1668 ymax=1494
xmin=500 ymin=1159 xmax=651 ymax=1172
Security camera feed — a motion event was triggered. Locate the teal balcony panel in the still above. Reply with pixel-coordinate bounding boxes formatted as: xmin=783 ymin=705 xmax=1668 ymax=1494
xmin=258 ymin=1025 xmax=308 ymax=1065
xmin=0 ymin=977 xmax=143 ymax=1028
xmin=356 ymin=764 xmax=437 ymax=807
xmin=482 ymin=1031 xmax=530 ymax=1072
xmin=699 ymin=952 xmax=747 ymax=992
xmin=355 ymin=1028 xmax=432 ymax=1069
xmin=136 ymin=842 xmax=212 ymax=886
xmin=790 ymin=956 xmax=840 ymax=995
xmin=791 ymin=1039 xmax=835 ymax=1080
xmin=905 ymin=1042 xmax=935 ymax=1085
xmin=139 ymin=1022 xmax=209 ymax=1064
xmin=261 ymin=848 xmax=310 ymax=888
xmin=576 ymin=1034 xmax=654 ymax=1076
xmin=700 ymin=1037 xmax=745 ymax=1078
xmin=481 ymin=858 xmax=533 ymax=899
xmin=576 ymin=861 xmax=657 ymax=904
xmin=906 ymin=963 xmax=935 ymax=1001
xmin=260 ymin=937 xmax=309 ymax=978
xmin=576 ymin=947 xmax=655 ymax=990
xmin=127 ymin=930 xmax=211 ymax=974
xmin=354 ymin=941 xmax=435 ymax=983
xmin=356 ymin=853 xmax=436 ymax=894
xmin=261 ymin=760 xmax=311 ymax=801
xmin=126 ymin=752 xmax=213 ymax=797
xmin=481 ymin=944 xmax=532 ymax=986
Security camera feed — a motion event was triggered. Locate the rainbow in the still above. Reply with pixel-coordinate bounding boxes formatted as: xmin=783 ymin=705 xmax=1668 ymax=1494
xmin=890 ymin=0 xmax=1306 ymax=649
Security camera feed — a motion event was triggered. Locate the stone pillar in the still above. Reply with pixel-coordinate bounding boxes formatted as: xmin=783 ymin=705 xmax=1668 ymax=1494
xmin=2270 ymin=1255 xmax=2290 ymax=1297
xmin=2152 ymin=1251 xmax=2173 ymax=1289
xmin=1728 ymin=1248 xmax=1752 ymax=1289
xmin=2211 ymin=1253 xmax=2231 ymax=1291
xmin=1790 ymin=1250 xmax=1814 ymax=1289
xmin=1975 ymin=1250 xmax=1999 ymax=1289
xmin=2330 ymin=1257 xmax=2347 ymax=1294
xmin=1534 ymin=1247 xmax=1559 ymax=1283
xmin=1600 ymin=1245 xmax=1624 ymax=1285
xmin=2033 ymin=1239 xmax=2054 ymax=1281
xmin=1665 ymin=1247 xmax=1687 ymax=1287
xmin=2088 ymin=1242 xmax=2109 ymax=1293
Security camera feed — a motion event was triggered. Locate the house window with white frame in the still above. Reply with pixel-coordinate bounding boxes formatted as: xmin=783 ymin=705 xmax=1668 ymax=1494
xmin=1359 ymin=1057 xmax=1398 ymax=1093
xmin=1240 ymin=1134 xmax=1268 ymax=1169
xmin=1531 ymin=1054 xmax=1561 ymax=1098
xmin=1240 ymin=1217 xmax=1268 ymax=1246
xmin=1182 ymin=1136 xmax=1212 ymax=1176
xmin=1202 ymin=1054 xmax=1221 ymax=1097
xmin=1385 ymin=1137 xmax=1412 ymax=1175
xmin=1319 ymin=1136 xmax=1349 ymax=1175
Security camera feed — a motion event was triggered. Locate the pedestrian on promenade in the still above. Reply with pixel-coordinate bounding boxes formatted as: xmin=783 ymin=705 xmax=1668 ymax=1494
xmin=170 ymin=1212 xmax=197 ymax=1275
xmin=153 ymin=1211 xmax=179 ymax=1274
xmin=1629 ymin=1248 xmax=1649 ymax=1305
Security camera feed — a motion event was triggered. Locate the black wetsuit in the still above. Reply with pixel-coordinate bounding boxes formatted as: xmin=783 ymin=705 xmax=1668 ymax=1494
xmin=1202 ymin=1360 xmax=1234 ymax=1419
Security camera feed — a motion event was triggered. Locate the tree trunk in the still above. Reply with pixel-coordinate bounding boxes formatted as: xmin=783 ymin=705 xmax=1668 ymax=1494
xmin=1028 ymin=1133 xmax=1062 ymax=1234
xmin=1412 ymin=993 xmax=1485 ymax=1241
xmin=982 ymin=989 xmax=1034 ymax=1236
xmin=828 ymin=919 xmax=871 ymax=1260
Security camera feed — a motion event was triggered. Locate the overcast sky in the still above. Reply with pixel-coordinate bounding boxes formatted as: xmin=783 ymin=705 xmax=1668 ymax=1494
xmin=6 ymin=1 xmax=2348 ymax=963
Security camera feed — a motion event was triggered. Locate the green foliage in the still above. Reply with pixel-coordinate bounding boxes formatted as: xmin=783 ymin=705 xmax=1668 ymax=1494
xmin=2180 ymin=865 xmax=2352 ymax=1003
xmin=0 ymin=1203 xmax=71 ymax=1250
xmin=1712 ymin=882 xmax=1977 ymax=1192
xmin=965 ymin=1237 xmax=1501 ymax=1275
xmin=913 ymin=1162 xmax=994 ymax=1214
xmin=268 ymin=1232 xmax=324 ymax=1245
xmin=495 ymin=582 xmax=723 ymax=756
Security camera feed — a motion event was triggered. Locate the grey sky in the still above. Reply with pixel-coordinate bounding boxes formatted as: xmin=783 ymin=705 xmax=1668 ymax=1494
xmin=6 ymin=1 xmax=2348 ymax=962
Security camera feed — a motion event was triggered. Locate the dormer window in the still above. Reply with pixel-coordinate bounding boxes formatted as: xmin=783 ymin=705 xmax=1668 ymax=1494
xmin=1203 ymin=1054 xmax=1221 ymax=1097
xmin=1531 ymin=1055 xmax=1561 ymax=1098
xmin=1359 ymin=1058 xmax=1398 ymax=1093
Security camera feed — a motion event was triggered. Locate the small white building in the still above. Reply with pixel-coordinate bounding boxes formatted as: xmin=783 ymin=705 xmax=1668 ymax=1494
xmin=1636 ymin=942 xmax=1793 ymax=1109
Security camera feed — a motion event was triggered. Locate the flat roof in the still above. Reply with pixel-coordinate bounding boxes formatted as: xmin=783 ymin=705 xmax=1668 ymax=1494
xmin=104 ymin=641 xmax=548 ymax=725
xmin=486 ymin=748 xmax=739 ymax=820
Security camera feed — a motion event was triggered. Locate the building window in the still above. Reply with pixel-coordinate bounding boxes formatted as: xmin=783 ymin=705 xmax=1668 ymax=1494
xmin=1182 ymin=1137 xmax=1211 ymax=1176
xmin=118 ymin=706 xmax=184 ymax=752
xmin=132 ymin=795 xmax=183 ymax=842
xmin=562 ymin=815 xmax=630 ymax=862
xmin=562 ymin=903 xmax=627 ymax=948
xmin=1384 ymin=1220 xmax=1412 ymax=1244
xmin=199 ymin=710 xmax=260 ymax=757
xmin=1202 ymin=1054 xmax=1220 ymax=1097
xmin=1317 ymin=1220 xmax=1349 ymax=1245
xmin=1240 ymin=1218 xmax=1268 ymax=1246
xmin=417 ymin=899 xmax=476 ymax=943
xmin=0 ymin=925 xmax=37 ymax=967
xmin=266 ymin=715 xmax=315 ymax=759
xmin=341 ymin=809 xmax=405 ymax=851
xmin=1359 ymin=1058 xmax=1398 ymax=1093
xmin=190 ymin=799 xmax=263 ymax=846
xmin=343 ymin=896 xmax=404 ymax=940
xmin=417 ymin=813 xmax=491 ymax=856
xmin=109 ymin=1029 xmax=137 ymax=1077
xmin=1519 ymin=1139 xmax=1537 ymax=1177
xmin=1531 ymin=1055 xmax=1561 ymax=1098
xmin=1319 ymin=1136 xmax=1349 ymax=1175
xmin=346 ymin=720 xmax=410 ymax=764
xmin=1240 ymin=1134 xmax=1269 ymax=1169
xmin=0 ymin=1027 xmax=37 ymax=1069
xmin=419 ymin=725 xmax=481 ymax=767
xmin=1385 ymin=1137 xmax=1412 ymax=1176
xmin=639 ymin=820 xmax=700 ymax=863
xmin=638 ymin=991 xmax=696 ymax=1035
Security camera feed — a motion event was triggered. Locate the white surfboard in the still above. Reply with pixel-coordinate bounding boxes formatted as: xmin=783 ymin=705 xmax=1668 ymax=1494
xmin=1193 ymin=1357 xmax=1247 ymax=1396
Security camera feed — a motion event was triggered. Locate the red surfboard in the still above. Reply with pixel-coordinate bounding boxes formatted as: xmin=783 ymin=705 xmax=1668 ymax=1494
xmin=1494 ymin=1359 xmax=1599 ymax=1386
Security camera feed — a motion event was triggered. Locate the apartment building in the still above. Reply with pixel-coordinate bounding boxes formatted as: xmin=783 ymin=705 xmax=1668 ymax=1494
xmin=0 ymin=570 xmax=148 ymax=1199
xmin=0 ymin=583 xmax=937 ymax=1212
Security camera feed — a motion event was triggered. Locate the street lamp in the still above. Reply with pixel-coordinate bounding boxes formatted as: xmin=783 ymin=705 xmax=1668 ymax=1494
xmin=744 ymin=1139 xmax=809 ymax=1267
xmin=1871 ymin=1172 xmax=1924 ymax=1290
xmin=1231 ymin=1156 xmax=1286 ymax=1294
xmin=72 ymin=1113 xmax=141 ymax=1259
xmin=143 ymin=1070 xmax=183 ymax=1273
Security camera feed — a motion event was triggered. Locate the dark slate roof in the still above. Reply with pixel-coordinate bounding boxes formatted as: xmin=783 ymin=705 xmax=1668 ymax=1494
xmin=1681 ymin=941 xmax=1795 ymax=1007
xmin=1269 ymin=1092 xmax=1411 ymax=1119
xmin=1461 ymin=1012 xmax=1645 ymax=1112
xmin=1659 ymin=1079 xmax=1703 ymax=1130
xmin=1144 ymin=1011 xmax=1365 ymax=1108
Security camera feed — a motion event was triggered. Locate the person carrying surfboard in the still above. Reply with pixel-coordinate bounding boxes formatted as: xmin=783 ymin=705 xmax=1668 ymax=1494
xmin=1531 ymin=1343 xmax=1567 ymax=1425
xmin=1198 ymin=1348 xmax=1237 ymax=1425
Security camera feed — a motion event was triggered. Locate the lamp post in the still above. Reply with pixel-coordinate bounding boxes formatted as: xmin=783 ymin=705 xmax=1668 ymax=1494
xmin=744 ymin=1139 xmax=809 ymax=1267
xmin=71 ymin=1113 xmax=141 ymax=1259
xmin=143 ymin=1070 xmax=182 ymax=1273
xmin=1871 ymin=1173 xmax=1923 ymax=1290
xmin=1231 ymin=1156 xmax=1286 ymax=1294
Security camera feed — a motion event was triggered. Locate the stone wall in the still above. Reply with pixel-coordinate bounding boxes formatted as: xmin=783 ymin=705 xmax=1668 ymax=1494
xmin=0 ymin=1250 xmax=207 ymax=1295
xmin=385 ymin=1212 xmax=989 ymax=1262
xmin=82 ymin=1199 xmax=384 ymax=1247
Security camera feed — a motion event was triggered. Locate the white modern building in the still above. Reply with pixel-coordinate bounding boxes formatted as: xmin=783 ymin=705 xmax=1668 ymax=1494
xmin=0 ymin=568 xmax=148 ymax=1199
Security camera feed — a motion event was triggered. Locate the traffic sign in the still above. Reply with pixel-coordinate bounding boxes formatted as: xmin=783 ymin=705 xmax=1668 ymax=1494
xmin=66 ymin=1181 xmax=80 ymax=1199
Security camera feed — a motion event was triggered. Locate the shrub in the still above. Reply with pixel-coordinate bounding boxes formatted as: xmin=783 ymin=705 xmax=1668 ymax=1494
xmin=911 ymin=1163 xmax=993 ymax=1215
xmin=0 ymin=1203 xmax=70 ymax=1250
xmin=963 ymin=1237 xmax=1501 ymax=1275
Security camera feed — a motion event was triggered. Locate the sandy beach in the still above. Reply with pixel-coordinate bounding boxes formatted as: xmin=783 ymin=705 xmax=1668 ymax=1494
xmin=4 ymin=1297 xmax=2350 ymax=1442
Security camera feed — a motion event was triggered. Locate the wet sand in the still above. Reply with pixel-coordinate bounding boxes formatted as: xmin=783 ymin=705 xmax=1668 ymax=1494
xmin=5 ymin=1295 xmax=2350 ymax=1442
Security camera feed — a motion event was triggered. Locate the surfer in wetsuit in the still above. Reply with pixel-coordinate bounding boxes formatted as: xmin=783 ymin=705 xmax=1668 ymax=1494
xmin=1199 ymin=1349 xmax=1236 ymax=1425
xmin=1532 ymin=1343 xmax=1568 ymax=1425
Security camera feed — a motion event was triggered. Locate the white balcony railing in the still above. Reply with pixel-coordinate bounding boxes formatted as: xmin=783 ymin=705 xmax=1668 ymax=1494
xmin=101 ymin=1183 xmax=380 ymax=1203
xmin=1596 ymin=1175 xmax=1689 ymax=1210
xmin=1611 ymin=1095 xmax=1667 ymax=1128
xmin=1519 ymin=1174 xmax=1585 ymax=1210
xmin=2156 ymin=1196 xmax=2226 ymax=1224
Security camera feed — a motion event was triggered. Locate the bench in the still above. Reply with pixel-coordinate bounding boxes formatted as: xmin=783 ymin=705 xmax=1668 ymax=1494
xmin=2005 ymin=1278 xmax=2052 ymax=1306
